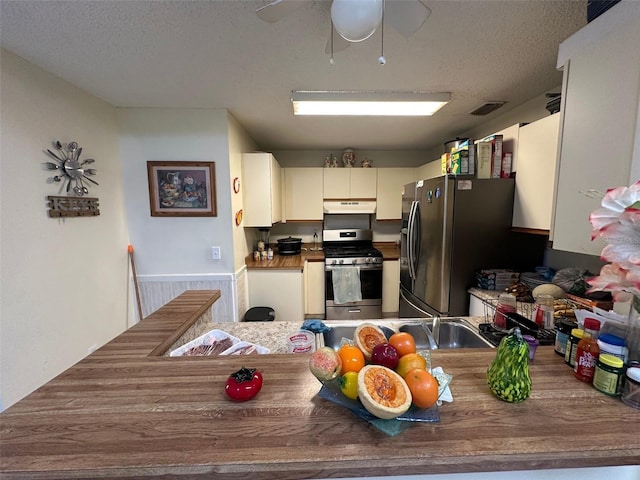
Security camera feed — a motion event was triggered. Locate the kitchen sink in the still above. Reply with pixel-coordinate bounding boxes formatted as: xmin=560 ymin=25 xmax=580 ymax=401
xmin=320 ymin=318 xmax=494 ymax=350
xmin=399 ymin=318 xmax=495 ymax=349
xmin=322 ymin=325 xmax=397 ymax=351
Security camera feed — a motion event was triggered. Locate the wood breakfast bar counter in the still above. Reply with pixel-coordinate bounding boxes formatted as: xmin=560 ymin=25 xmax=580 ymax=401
xmin=1 ymin=290 xmax=639 ymax=480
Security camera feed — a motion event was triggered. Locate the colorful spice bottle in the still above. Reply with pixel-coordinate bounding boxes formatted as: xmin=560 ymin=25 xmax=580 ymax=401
xmin=574 ymin=318 xmax=601 ymax=383
xmin=565 ymin=328 xmax=584 ymax=367
xmin=593 ymin=353 xmax=624 ymax=396
xmin=555 ymin=319 xmax=577 ymax=356
xmin=597 ymin=333 xmax=628 ymax=364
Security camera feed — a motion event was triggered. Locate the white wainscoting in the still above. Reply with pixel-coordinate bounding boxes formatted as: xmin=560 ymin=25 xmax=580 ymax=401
xmin=137 ymin=267 xmax=247 ymax=323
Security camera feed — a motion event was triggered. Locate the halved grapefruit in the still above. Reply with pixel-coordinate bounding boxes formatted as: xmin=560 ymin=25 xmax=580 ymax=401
xmin=357 ymin=365 xmax=412 ymax=419
xmin=354 ymin=323 xmax=388 ymax=361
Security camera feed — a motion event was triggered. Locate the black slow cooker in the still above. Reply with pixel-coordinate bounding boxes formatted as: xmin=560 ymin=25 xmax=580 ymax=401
xmin=277 ymin=236 xmax=302 ymax=255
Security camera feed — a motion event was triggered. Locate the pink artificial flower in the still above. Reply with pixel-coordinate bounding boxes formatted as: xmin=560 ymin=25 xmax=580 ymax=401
xmin=586 ymin=262 xmax=640 ymax=298
xmin=590 ymin=180 xmax=640 ymax=239
xmin=603 ymin=181 xmax=640 ymax=210
xmin=588 ymin=181 xmax=640 ymax=302
xmin=599 ymin=210 xmax=640 ymax=266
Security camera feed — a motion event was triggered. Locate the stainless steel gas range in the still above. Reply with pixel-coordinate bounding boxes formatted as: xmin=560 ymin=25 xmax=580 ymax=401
xmin=323 ymin=229 xmax=383 ymax=320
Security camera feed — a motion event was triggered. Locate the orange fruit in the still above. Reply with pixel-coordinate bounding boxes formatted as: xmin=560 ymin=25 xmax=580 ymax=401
xmin=395 ymin=352 xmax=427 ymax=378
xmin=338 ymin=344 xmax=365 ymax=375
xmin=403 ymin=368 xmax=439 ymax=409
xmin=389 ymin=332 xmax=416 ymax=357
xmin=357 ymin=365 xmax=412 ymax=419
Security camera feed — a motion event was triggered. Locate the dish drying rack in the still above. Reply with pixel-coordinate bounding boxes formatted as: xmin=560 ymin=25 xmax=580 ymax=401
xmin=482 ymin=296 xmax=583 ymax=325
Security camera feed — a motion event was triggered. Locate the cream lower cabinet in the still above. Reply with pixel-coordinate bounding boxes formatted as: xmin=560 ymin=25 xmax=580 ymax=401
xmin=382 ymin=260 xmax=400 ymax=315
xmin=247 ymin=270 xmax=304 ymax=322
xmin=552 ymin=3 xmax=640 ymax=254
xmin=469 ymin=294 xmax=488 ymax=318
xmin=284 ymin=168 xmax=323 ymax=221
xmin=376 ymin=168 xmax=415 ymax=220
xmin=323 ymin=168 xmax=377 ymax=199
xmin=303 ymin=260 xmax=325 ymax=317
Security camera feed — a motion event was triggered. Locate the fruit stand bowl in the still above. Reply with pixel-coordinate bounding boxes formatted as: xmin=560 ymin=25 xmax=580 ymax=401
xmin=316 ymin=367 xmax=452 ymax=436
xmin=317 ymin=378 xmax=440 ymax=436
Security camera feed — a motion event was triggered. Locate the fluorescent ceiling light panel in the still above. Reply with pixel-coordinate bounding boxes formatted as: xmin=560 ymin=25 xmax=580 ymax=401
xmin=291 ymin=91 xmax=450 ymax=116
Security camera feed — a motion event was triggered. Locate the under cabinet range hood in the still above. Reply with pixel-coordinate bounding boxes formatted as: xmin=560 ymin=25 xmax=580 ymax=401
xmin=323 ymin=201 xmax=376 ymax=214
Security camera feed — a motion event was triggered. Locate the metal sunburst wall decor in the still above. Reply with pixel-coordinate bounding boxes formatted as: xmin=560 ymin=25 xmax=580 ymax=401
xmin=44 ymin=140 xmax=98 ymax=196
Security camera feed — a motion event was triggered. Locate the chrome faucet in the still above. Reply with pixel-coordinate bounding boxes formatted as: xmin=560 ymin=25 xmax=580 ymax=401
xmin=421 ymin=316 xmax=440 ymax=350
xmin=431 ymin=315 xmax=441 ymax=346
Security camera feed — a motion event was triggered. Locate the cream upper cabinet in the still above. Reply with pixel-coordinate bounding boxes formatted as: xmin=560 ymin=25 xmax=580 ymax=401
xmin=350 ymin=168 xmax=377 ymax=198
xmin=552 ymin=3 xmax=640 ymax=255
xmin=376 ymin=168 xmax=416 ymax=220
xmin=512 ymin=114 xmax=560 ymax=232
xmin=284 ymin=167 xmax=324 ymax=221
xmin=382 ymin=260 xmax=400 ymax=315
xmin=323 ymin=169 xmax=349 ymax=198
xmin=242 ymin=152 xmax=282 ymax=227
xmin=323 ymin=168 xmax=377 ymax=199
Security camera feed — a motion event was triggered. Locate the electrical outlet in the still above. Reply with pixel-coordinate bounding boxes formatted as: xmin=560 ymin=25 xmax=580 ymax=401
xmin=211 ymin=246 xmax=221 ymax=260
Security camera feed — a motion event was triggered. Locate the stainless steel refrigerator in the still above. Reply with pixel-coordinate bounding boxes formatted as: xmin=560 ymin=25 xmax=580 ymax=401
xmin=399 ymin=176 xmax=517 ymax=318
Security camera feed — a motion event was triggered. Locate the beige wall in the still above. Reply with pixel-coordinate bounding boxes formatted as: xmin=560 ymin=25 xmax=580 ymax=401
xmin=117 ymin=108 xmax=240 ymax=323
xmin=227 ymin=113 xmax=258 ymax=322
xmin=118 ymin=108 xmax=233 ymax=276
xmin=227 ymin=113 xmax=257 ymax=272
xmin=0 ymin=50 xmax=131 ymax=409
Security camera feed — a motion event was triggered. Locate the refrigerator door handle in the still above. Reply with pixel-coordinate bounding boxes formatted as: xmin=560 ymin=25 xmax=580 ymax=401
xmin=413 ymin=201 xmax=421 ymax=276
xmin=407 ymin=201 xmax=420 ymax=280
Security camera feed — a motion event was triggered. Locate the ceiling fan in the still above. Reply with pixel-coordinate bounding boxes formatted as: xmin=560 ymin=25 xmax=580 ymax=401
xmin=256 ymin=0 xmax=431 ymax=55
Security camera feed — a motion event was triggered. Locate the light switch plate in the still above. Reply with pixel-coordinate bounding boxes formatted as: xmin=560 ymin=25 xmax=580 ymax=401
xmin=211 ymin=246 xmax=221 ymax=260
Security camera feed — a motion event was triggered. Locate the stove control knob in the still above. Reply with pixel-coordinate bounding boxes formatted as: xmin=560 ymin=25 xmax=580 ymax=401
xmin=366 ymin=258 xmax=372 ymax=264
xmin=338 ymin=259 xmax=344 ymax=265
xmin=332 ymin=259 xmax=338 ymax=265
xmin=352 ymin=259 xmax=357 ymax=265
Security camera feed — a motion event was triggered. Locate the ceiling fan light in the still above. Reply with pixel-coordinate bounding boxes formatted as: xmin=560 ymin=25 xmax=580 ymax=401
xmin=331 ymin=0 xmax=383 ymax=42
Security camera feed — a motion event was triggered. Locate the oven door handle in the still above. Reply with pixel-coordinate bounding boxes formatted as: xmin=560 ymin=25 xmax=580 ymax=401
xmin=325 ymin=264 xmax=381 ymax=271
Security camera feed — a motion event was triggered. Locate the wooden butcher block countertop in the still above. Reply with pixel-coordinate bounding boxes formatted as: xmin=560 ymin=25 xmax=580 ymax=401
xmin=1 ymin=290 xmax=639 ymax=480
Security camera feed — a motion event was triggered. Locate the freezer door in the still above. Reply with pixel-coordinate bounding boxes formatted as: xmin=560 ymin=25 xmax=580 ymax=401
xmin=414 ymin=177 xmax=452 ymax=314
xmin=445 ymin=178 xmax=515 ymax=316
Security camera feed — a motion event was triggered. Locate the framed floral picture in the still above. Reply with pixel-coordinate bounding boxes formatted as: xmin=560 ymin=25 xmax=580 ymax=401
xmin=147 ymin=161 xmax=217 ymax=217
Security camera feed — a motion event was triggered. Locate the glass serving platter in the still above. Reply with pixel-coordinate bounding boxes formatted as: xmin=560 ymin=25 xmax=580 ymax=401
xmin=317 ymin=371 xmax=451 ymax=436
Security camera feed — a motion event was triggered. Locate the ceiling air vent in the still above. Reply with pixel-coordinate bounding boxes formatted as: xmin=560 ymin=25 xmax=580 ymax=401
xmin=469 ymin=102 xmax=506 ymax=116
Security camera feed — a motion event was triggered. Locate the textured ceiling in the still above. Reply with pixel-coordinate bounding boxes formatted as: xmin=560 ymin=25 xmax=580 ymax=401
xmin=0 ymin=0 xmax=587 ymax=152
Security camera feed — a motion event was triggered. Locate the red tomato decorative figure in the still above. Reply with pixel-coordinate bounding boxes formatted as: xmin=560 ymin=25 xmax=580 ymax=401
xmin=225 ymin=367 xmax=263 ymax=402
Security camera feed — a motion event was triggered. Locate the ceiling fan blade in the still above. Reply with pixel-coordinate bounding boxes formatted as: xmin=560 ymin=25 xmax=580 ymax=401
xmin=324 ymin=31 xmax=351 ymax=55
xmin=385 ymin=0 xmax=431 ymax=38
xmin=256 ymin=0 xmax=304 ymax=23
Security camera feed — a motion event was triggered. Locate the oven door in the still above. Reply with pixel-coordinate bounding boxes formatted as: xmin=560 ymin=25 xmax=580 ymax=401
xmin=325 ymin=264 xmax=383 ymax=320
